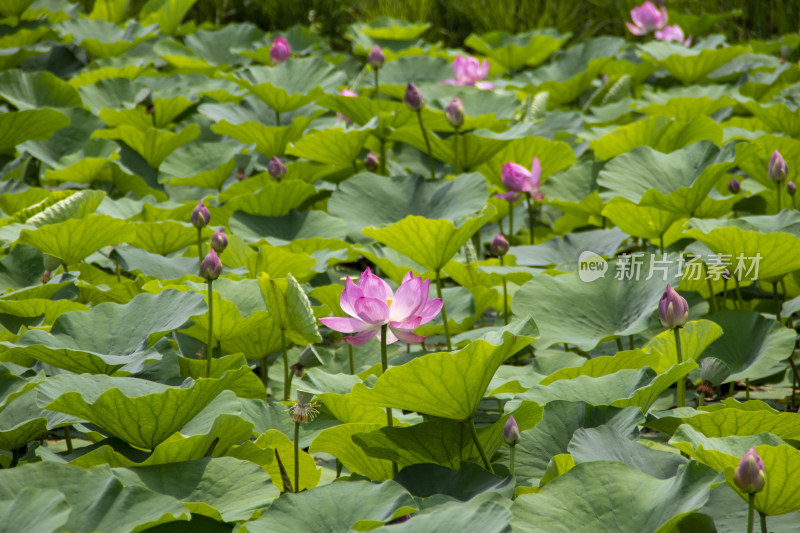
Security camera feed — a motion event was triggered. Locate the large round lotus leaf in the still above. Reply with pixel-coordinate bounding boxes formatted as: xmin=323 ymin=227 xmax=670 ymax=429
xmin=465 ymin=28 xmax=570 ymax=71
xmin=4 ymin=289 xmax=206 ymax=374
xmin=394 ymin=462 xmax=514 ymax=501
xmin=230 ymin=209 xmax=349 ymax=243
xmin=0 ymin=487 xmax=70 ymax=533
xmin=310 ymin=422 xmax=394 ymax=481
xmin=236 ymin=480 xmax=417 ymax=533
xmin=376 ymin=492 xmax=512 ymax=533
xmin=0 ymin=69 xmax=82 ymax=110
xmin=512 ymin=254 xmax=681 ymax=350
xmin=329 ymin=172 xmax=488 ymax=231
xmin=210 ymin=117 xmax=311 ymax=158
xmin=0 ymin=109 xmax=71 ymax=154
xmin=112 ymin=457 xmax=279 ymax=523
xmin=92 ymin=123 xmax=200 ymax=169
xmin=511 ymin=461 xmax=718 ymax=533
xmin=287 ymin=128 xmax=371 ymax=166
xmin=645 ymin=404 xmax=800 ymax=441
xmin=693 ymin=482 xmax=800 ymax=533
xmin=512 ymin=228 xmax=626 ymax=269
xmin=640 ymin=42 xmax=748 ymax=84
xmin=183 ymin=23 xmax=262 ymax=66
xmin=700 ymin=310 xmax=795 ymax=382
xmin=389 ymin=127 xmax=508 ymax=172
xmin=0 ymin=462 xmax=188 ymax=533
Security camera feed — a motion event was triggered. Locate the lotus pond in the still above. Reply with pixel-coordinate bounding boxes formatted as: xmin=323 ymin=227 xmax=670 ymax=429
xmin=1 ymin=1 xmax=800 ymax=532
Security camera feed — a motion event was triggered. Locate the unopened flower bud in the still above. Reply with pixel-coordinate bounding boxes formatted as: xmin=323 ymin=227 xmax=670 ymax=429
xmin=367 ymin=45 xmax=385 ymax=69
xmin=734 ymin=448 xmax=765 ymax=494
xmin=191 ymin=201 xmax=210 ymax=228
xmin=491 ymin=233 xmax=509 ymax=256
xmin=728 ymin=178 xmax=740 ymax=194
xmin=200 ymin=249 xmax=222 ymax=281
xmin=268 ymin=156 xmax=286 ymax=179
xmin=41 ymin=270 xmax=51 ymax=284
xmin=769 ymin=150 xmax=788 ymax=181
xmin=504 ymin=415 xmax=520 ymax=446
xmin=658 ymin=285 xmax=689 ymax=330
xmin=364 ymin=151 xmax=379 ymax=172
xmin=211 ymin=228 xmax=227 ymax=253
xmin=445 ymin=97 xmax=465 ymax=129
xmin=404 ymin=82 xmax=424 ymax=111
xmin=236 ymin=168 xmax=247 ymax=181
xmin=787 ymin=180 xmax=796 ymax=196
xmin=270 ymin=36 xmax=290 ymax=65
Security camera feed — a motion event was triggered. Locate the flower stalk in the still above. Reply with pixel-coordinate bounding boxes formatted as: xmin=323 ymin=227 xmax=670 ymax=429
xmin=205 ymin=279 xmax=214 ymax=378
xmin=381 ymin=324 xmax=398 ymax=477
xmin=674 ymin=327 xmax=684 ymax=407
xmin=281 ymin=329 xmax=289 ymax=401
xmin=435 ymin=269 xmax=452 ymax=350
xmin=468 ymin=416 xmax=494 ymax=473
xmin=416 ymin=111 xmax=435 ymax=180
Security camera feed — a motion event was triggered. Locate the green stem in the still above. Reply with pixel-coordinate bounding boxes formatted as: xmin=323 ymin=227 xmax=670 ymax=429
xmin=373 ymin=68 xmax=379 ymax=98
xmin=735 ymin=277 xmax=743 ymax=309
xmin=509 ymin=444 xmax=516 ymax=477
xmin=468 ymin=416 xmax=494 ymax=473
xmin=435 ymin=270 xmax=452 ymax=350
xmin=780 ymin=279 xmax=789 ymax=324
xmin=335 ymin=459 xmax=342 ymax=478
xmin=416 ymin=111 xmax=435 ymax=180
xmin=759 ymin=511 xmax=767 ymax=533
xmin=789 ymin=355 xmax=799 ymax=409
xmin=205 ymin=280 xmax=214 ymax=378
xmin=777 ymin=180 xmax=782 ymax=213
xmin=275 ymin=109 xmax=281 ymax=127
xmin=508 ymin=201 xmax=515 ymax=240
xmin=629 ymin=335 xmax=634 ymax=350
xmin=348 ymin=344 xmax=355 ymax=374
xmin=500 ymin=256 xmax=509 ymax=325
xmin=294 ymin=421 xmax=300 ymax=493
xmin=64 ymin=426 xmax=73 ymax=454
xmin=453 ymin=130 xmax=460 ymax=173
xmin=10 ymin=448 xmax=20 ymax=468
xmin=379 ymin=138 xmax=387 ymax=176
xmin=526 ymin=195 xmax=535 ymax=245
xmin=381 ymin=325 xmax=398 ymax=477
xmin=616 ymin=337 xmax=623 ymax=352
xmin=703 ymin=263 xmax=718 ymax=314
xmin=659 ymin=234 xmax=664 ymax=254
xmin=197 ymin=227 xmax=203 ymax=275
xmin=281 ymin=329 xmax=289 ymax=401
xmin=674 ymin=327 xmax=684 ymax=408
xmin=259 ymin=357 xmax=269 ymax=392
xmin=748 ymin=493 xmax=755 ymax=533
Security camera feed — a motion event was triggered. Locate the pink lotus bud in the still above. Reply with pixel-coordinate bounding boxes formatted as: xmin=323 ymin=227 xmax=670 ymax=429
xmin=626 ymin=1 xmax=668 ymax=35
xmin=270 ymin=37 xmax=290 ymax=65
xmin=788 ymin=180 xmax=796 ymax=196
xmin=404 ymin=82 xmax=424 ymax=111
xmin=211 ymin=228 xmax=227 ymax=253
xmin=769 ymin=150 xmax=788 ymax=181
xmin=445 ymin=97 xmax=465 ymax=129
xmin=491 ymin=233 xmax=509 ymax=256
xmin=268 ymin=156 xmax=286 ymax=179
xmin=728 ymin=178 xmax=740 ymax=194
xmin=200 ymin=249 xmax=222 ymax=281
xmin=504 ymin=415 xmax=520 ymax=446
xmin=654 ymin=25 xmax=691 ymax=46
xmin=191 ymin=201 xmax=210 ymax=228
xmin=367 ymin=45 xmax=385 ymax=69
xmin=733 ymin=448 xmax=765 ymax=494
xmin=364 ymin=151 xmax=379 ymax=172
xmin=659 ymin=285 xmax=689 ymax=330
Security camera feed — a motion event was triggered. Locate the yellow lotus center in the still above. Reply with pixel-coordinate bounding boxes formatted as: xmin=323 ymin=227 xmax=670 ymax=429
xmin=386 ymin=297 xmax=393 ymax=307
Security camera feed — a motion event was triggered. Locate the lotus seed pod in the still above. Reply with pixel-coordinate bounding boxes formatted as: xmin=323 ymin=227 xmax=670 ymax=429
xmin=658 ymin=285 xmax=689 ymax=329
xmin=200 ymin=249 xmax=222 ymax=281
xmin=733 ymin=448 xmax=765 ymax=494
xmin=191 ymin=201 xmax=210 ymax=228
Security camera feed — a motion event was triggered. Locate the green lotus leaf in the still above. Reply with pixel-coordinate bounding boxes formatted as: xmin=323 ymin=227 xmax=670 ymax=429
xmin=44 ymin=158 xmax=113 ymax=184
xmin=394 ymin=461 xmax=514 ymax=502
xmin=591 ymin=115 xmax=723 ymax=161
xmin=541 ymin=349 xmax=665 ymax=385
xmin=519 ymin=37 xmax=624 ymax=106
xmin=0 ymin=109 xmax=70 ymax=154
xmin=684 ymin=225 xmax=800 ymax=280
xmin=184 ymin=23 xmax=262 ymax=66
xmin=130 ymin=221 xmax=209 ymax=256
xmin=513 ymin=401 xmax=644 ymax=483
xmin=16 ymin=214 xmax=135 ymax=266
xmin=4 ymin=290 xmax=206 ymax=374
xmin=251 ymin=429 xmax=320 ymax=492
xmin=88 ymin=0 xmax=129 ymax=23
xmin=92 ymin=124 xmax=200 ymax=169
xmin=734 ymin=134 xmax=800 ymax=187
xmin=24 ymin=189 xmax=106 ymax=227
xmin=641 ymin=42 xmax=748 ymax=83
xmin=569 ymin=425 xmax=687 ymax=479
xmin=699 ymin=310 xmax=795 ymax=382
xmin=140 ymin=0 xmax=198 ymax=35
xmin=99 ymin=97 xmax=196 ymax=130
xmin=210 ymin=117 xmax=311 ymax=158
xmin=0 ymin=390 xmax=77 ymax=451
xmin=512 ymin=254 xmax=681 ymax=350
xmin=228 ymin=181 xmax=317 ymax=218
xmin=0 ymin=363 xmax=44 ymax=412
xmin=387 ymin=492 xmax=513 ymax=532
xmin=57 ymin=19 xmax=157 ymax=58
xmin=229 ymin=209 xmax=349 ymax=243
xmin=41 ymin=367 xmax=250 ymax=450
xmin=315 ymin=391 xmax=387 ymax=424
xmin=287 ymin=127 xmax=371 ymax=166
xmin=181 ymin=295 xmax=263 ymax=346
xmin=693 ymin=481 xmax=800 ymax=533
xmin=363 ymin=206 xmax=495 ymax=273
xmin=309 ymin=423 xmax=394 ymax=481
xmin=389 ymin=126 xmax=508 ymax=172
xmin=236 ymin=480 xmax=416 ymax=533
xmin=0 ymin=298 xmax=88 ymax=330
xmin=602 ymin=198 xmax=685 ymax=241
xmin=598 ymin=142 xmax=735 ymax=216
xmin=637 ymin=95 xmax=736 ymax=120
xmin=645 ymin=405 xmax=800 ymax=441
xmin=21 ymin=107 xmax=112 ymax=170
xmin=161 ymin=142 xmax=238 ymax=190
xmin=643 ymin=320 xmax=724 ymax=365
xmin=351 ymin=324 xmax=536 ymax=420
xmin=512 ymin=228 xmax=626 ymax=269
xmin=511 ymin=461 xmax=717 ymax=533
xmin=223 ymin=238 xmax=317 ymax=281
xmin=0 ymin=69 xmax=81 ymax=110
xmin=112 ymin=247 xmax=196 ymax=279
xmin=71 ymin=413 xmax=256 ymax=468
xmin=329 ymin=172 xmax=489 ymax=231
xmin=0 ymin=488 xmax=70 ymax=533
xmin=257 ymin=273 xmax=321 ymax=346
xmin=478 ymin=136 xmax=576 ymax=189
xmin=465 ymin=28 xmax=570 ymax=71
xmin=113 ymin=457 xmax=278 ymax=522
xmin=0 ymin=462 xmax=188 ymax=532
xmin=0 ymin=0 xmax=35 ymax=17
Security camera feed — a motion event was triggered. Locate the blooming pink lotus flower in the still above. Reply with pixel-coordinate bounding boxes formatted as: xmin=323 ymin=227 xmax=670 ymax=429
xmin=319 ymin=268 xmax=442 ymax=345
xmin=626 ymin=1 xmax=668 ymax=35
xmin=270 ymin=37 xmax=290 ymax=65
xmin=337 ymin=88 xmax=358 ymax=125
xmin=655 ymin=25 xmax=692 ymax=46
xmin=441 ymin=55 xmax=494 ymax=90
xmin=496 ymin=157 xmax=544 ymax=202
